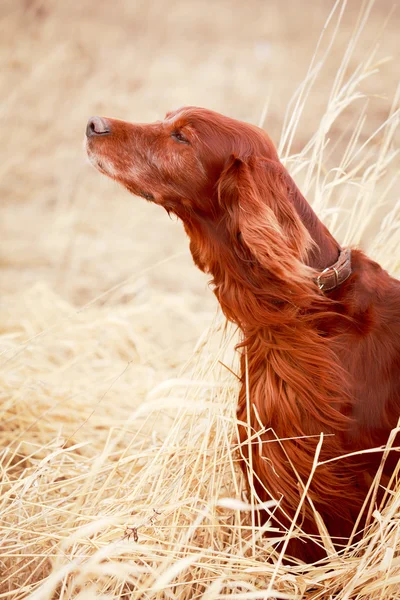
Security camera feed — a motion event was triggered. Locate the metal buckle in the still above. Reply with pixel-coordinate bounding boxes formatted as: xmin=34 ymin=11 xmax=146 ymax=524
xmin=316 ymin=267 xmax=330 ymax=290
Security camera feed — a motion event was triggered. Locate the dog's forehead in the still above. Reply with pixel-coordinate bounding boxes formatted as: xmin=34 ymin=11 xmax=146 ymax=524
xmin=163 ymin=106 xmax=211 ymax=128
xmin=164 ymin=107 xmax=191 ymax=124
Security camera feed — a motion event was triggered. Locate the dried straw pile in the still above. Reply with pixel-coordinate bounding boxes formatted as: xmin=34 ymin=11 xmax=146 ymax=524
xmin=1 ymin=1 xmax=400 ymax=598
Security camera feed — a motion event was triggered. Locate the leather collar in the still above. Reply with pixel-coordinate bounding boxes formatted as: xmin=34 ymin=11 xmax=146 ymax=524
xmin=315 ymin=248 xmax=352 ymax=292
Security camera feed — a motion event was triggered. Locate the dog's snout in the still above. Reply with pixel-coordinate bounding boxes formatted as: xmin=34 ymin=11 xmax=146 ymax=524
xmin=86 ymin=116 xmax=111 ymax=137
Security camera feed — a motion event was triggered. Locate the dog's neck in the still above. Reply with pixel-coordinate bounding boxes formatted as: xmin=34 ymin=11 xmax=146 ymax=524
xmin=289 ymin=185 xmax=341 ymax=270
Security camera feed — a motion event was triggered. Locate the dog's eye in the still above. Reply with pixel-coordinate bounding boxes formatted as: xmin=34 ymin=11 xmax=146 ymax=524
xmin=171 ymin=131 xmax=189 ymax=144
xmin=139 ymin=190 xmax=155 ymax=201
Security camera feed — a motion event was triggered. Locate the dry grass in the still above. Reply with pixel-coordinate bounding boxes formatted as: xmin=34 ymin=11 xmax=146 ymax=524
xmin=1 ymin=0 xmax=400 ymax=598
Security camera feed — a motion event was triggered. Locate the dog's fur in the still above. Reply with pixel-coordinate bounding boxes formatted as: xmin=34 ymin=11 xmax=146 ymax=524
xmin=86 ymin=107 xmax=400 ymax=562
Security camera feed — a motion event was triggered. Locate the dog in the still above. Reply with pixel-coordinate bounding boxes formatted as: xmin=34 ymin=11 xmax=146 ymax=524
xmin=86 ymin=106 xmax=400 ymax=562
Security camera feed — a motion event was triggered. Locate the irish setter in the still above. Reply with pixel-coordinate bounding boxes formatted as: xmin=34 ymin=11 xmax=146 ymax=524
xmin=86 ymin=107 xmax=400 ymax=563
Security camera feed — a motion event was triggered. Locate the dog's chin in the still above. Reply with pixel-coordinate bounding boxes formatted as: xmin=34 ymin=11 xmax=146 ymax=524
xmin=86 ymin=146 xmax=116 ymax=178
xmin=85 ymin=140 xmax=99 ymax=168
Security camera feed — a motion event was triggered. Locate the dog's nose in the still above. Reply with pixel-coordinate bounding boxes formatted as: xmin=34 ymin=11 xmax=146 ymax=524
xmin=86 ymin=116 xmax=111 ymax=137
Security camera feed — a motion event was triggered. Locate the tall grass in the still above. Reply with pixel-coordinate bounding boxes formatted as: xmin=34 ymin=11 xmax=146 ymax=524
xmin=1 ymin=0 xmax=399 ymax=598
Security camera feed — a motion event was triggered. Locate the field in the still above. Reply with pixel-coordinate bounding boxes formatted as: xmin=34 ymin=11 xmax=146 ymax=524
xmin=0 ymin=0 xmax=399 ymax=598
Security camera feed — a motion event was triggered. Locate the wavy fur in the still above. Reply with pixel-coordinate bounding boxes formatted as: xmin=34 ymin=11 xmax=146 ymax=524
xmin=87 ymin=106 xmax=400 ymax=562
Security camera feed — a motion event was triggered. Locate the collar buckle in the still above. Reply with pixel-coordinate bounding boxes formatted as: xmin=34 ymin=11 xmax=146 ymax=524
xmin=315 ymin=248 xmax=352 ymax=293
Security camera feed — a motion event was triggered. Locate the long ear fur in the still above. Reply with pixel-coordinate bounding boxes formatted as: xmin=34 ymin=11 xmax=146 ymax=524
xmin=218 ymin=155 xmax=315 ymax=284
xmin=214 ymin=155 xmax=330 ymax=324
xmin=219 ymin=157 xmax=312 ymax=258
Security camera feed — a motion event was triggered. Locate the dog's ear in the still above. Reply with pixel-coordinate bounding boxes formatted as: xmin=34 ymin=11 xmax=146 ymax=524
xmin=217 ymin=155 xmax=313 ymax=277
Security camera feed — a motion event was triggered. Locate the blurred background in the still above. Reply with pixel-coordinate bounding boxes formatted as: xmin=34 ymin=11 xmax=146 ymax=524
xmin=0 ymin=0 xmax=398 ymax=308
xmin=1 ymin=3 xmax=399 ymax=596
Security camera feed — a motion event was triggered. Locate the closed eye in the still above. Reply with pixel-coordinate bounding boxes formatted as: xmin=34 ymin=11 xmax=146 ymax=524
xmin=171 ymin=130 xmax=190 ymax=144
xmin=139 ymin=190 xmax=155 ymax=201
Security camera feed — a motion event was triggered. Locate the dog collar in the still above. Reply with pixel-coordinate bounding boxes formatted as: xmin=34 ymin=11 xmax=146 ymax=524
xmin=316 ymin=248 xmax=352 ymax=292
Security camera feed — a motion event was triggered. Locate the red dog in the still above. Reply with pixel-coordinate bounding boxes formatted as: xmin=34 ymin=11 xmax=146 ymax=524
xmin=86 ymin=107 xmax=400 ymax=562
